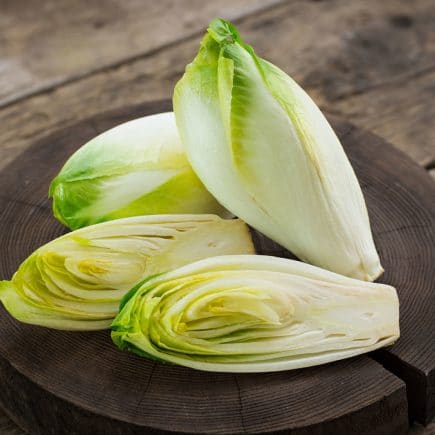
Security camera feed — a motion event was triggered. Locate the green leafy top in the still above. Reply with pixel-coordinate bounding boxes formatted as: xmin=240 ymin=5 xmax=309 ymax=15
xmin=207 ymin=18 xmax=243 ymax=45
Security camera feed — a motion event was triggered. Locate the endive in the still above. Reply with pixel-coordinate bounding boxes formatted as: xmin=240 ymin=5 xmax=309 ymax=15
xmin=49 ymin=112 xmax=228 ymax=230
xmin=174 ymin=19 xmax=382 ymax=281
xmin=112 ymin=255 xmax=399 ymax=373
xmin=0 ymin=215 xmax=254 ymax=330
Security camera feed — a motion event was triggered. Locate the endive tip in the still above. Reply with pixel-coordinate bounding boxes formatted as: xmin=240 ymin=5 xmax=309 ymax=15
xmin=207 ymin=18 xmax=242 ymax=45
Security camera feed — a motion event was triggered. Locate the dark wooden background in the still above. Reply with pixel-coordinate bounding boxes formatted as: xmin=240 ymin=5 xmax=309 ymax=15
xmin=0 ymin=0 xmax=434 ymax=433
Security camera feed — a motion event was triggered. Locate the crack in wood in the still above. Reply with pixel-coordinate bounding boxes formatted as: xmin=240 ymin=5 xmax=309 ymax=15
xmin=233 ymin=375 xmax=247 ymax=434
xmin=133 ymin=362 xmax=156 ymax=421
xmin=424 ymin=159 xmax=435 ymax=171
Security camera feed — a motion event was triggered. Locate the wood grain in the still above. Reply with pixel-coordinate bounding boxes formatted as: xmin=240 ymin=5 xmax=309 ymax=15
xmin=0 ymin=0 xmax=282 ymax=107
xmin=0 ymin=412 xmax=24 ymax=435
xmin=1 ymin=0 xmax=435 ymax=172
xmin=344 ymin=128 xmax=435 ymax=425
xmin=0 ymin=101 xmax=414 ymax=434
xmin=0 ymin=343 xmax=407 ymax=435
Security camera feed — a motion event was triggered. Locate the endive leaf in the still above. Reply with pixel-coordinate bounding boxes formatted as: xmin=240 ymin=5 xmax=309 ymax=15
xmin=49 ymin=112 xmax=228 ymax=230
xmin=173 ymin=19 xmax=383 ymax=281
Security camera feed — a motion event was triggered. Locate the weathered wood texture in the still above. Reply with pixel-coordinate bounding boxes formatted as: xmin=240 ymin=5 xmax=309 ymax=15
xmin=0 ymin=0 xmax=434 ymax=172
xmin=0 ymin=0 xmax=282 ymax=106
xmin=0 ymin=413 xmax=24 ymax=435
xmin=0 ymin=101 xmax=413 ymax=435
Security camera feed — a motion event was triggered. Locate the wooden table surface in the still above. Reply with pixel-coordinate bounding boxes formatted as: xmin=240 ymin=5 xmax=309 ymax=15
xmin=0 ymin=0 xmax=434 ymax=433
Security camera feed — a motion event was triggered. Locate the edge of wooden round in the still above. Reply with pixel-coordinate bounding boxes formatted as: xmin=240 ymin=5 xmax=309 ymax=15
xmin=1 ymin=99 xmax=433 ymax=433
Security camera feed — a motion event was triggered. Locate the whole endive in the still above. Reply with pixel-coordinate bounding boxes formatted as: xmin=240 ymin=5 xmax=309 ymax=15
xmin=50 ymin=112 xmax=228 ymax=230
xmin=174 ymin=19 xmax=383 ymax=281
xmin=0 ymin=215 xmax=254 ymax=330
xmin=112 ymin=255 xmax=399 ymax=373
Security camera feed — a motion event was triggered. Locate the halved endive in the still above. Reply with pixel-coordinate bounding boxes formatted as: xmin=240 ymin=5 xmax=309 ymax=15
xmin=173 ymin=19 xmax=383 ymax=281
xmin=0 ymin=215 xmax=254 ymax=330
xmin=112 ymin=255 xmax=399 ymax=372
xmin=49 ymin=112 xmax=228 ymax=230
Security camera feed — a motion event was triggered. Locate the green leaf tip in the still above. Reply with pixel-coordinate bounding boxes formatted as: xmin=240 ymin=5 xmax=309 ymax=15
xmin=206 ymin=18 xmax=259 ymax=66
xmin=207 ymin=18 xmax=243 ymax=45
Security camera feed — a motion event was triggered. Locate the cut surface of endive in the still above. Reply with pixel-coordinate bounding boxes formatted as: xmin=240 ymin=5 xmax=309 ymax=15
xmin=0 ymin=215 xmax=254 ymax=330
xmin=112 ymin=255 xmax=399 ymax=372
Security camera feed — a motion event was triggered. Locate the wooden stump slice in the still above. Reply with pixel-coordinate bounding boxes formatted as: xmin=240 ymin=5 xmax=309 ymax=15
xmin=0 ymin=99 xmax=432 ymax=433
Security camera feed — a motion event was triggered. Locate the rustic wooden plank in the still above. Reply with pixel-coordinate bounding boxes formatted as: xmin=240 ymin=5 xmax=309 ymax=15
xmin=0 ymin=101 xmax=410 ymax=434
xmin=331 ymin=69 xmax=435 ymax=169
xmin=0 ymin=0 xmax=282 ymax=107
xmin=0 ymin=0 xmax=434 ymax=173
